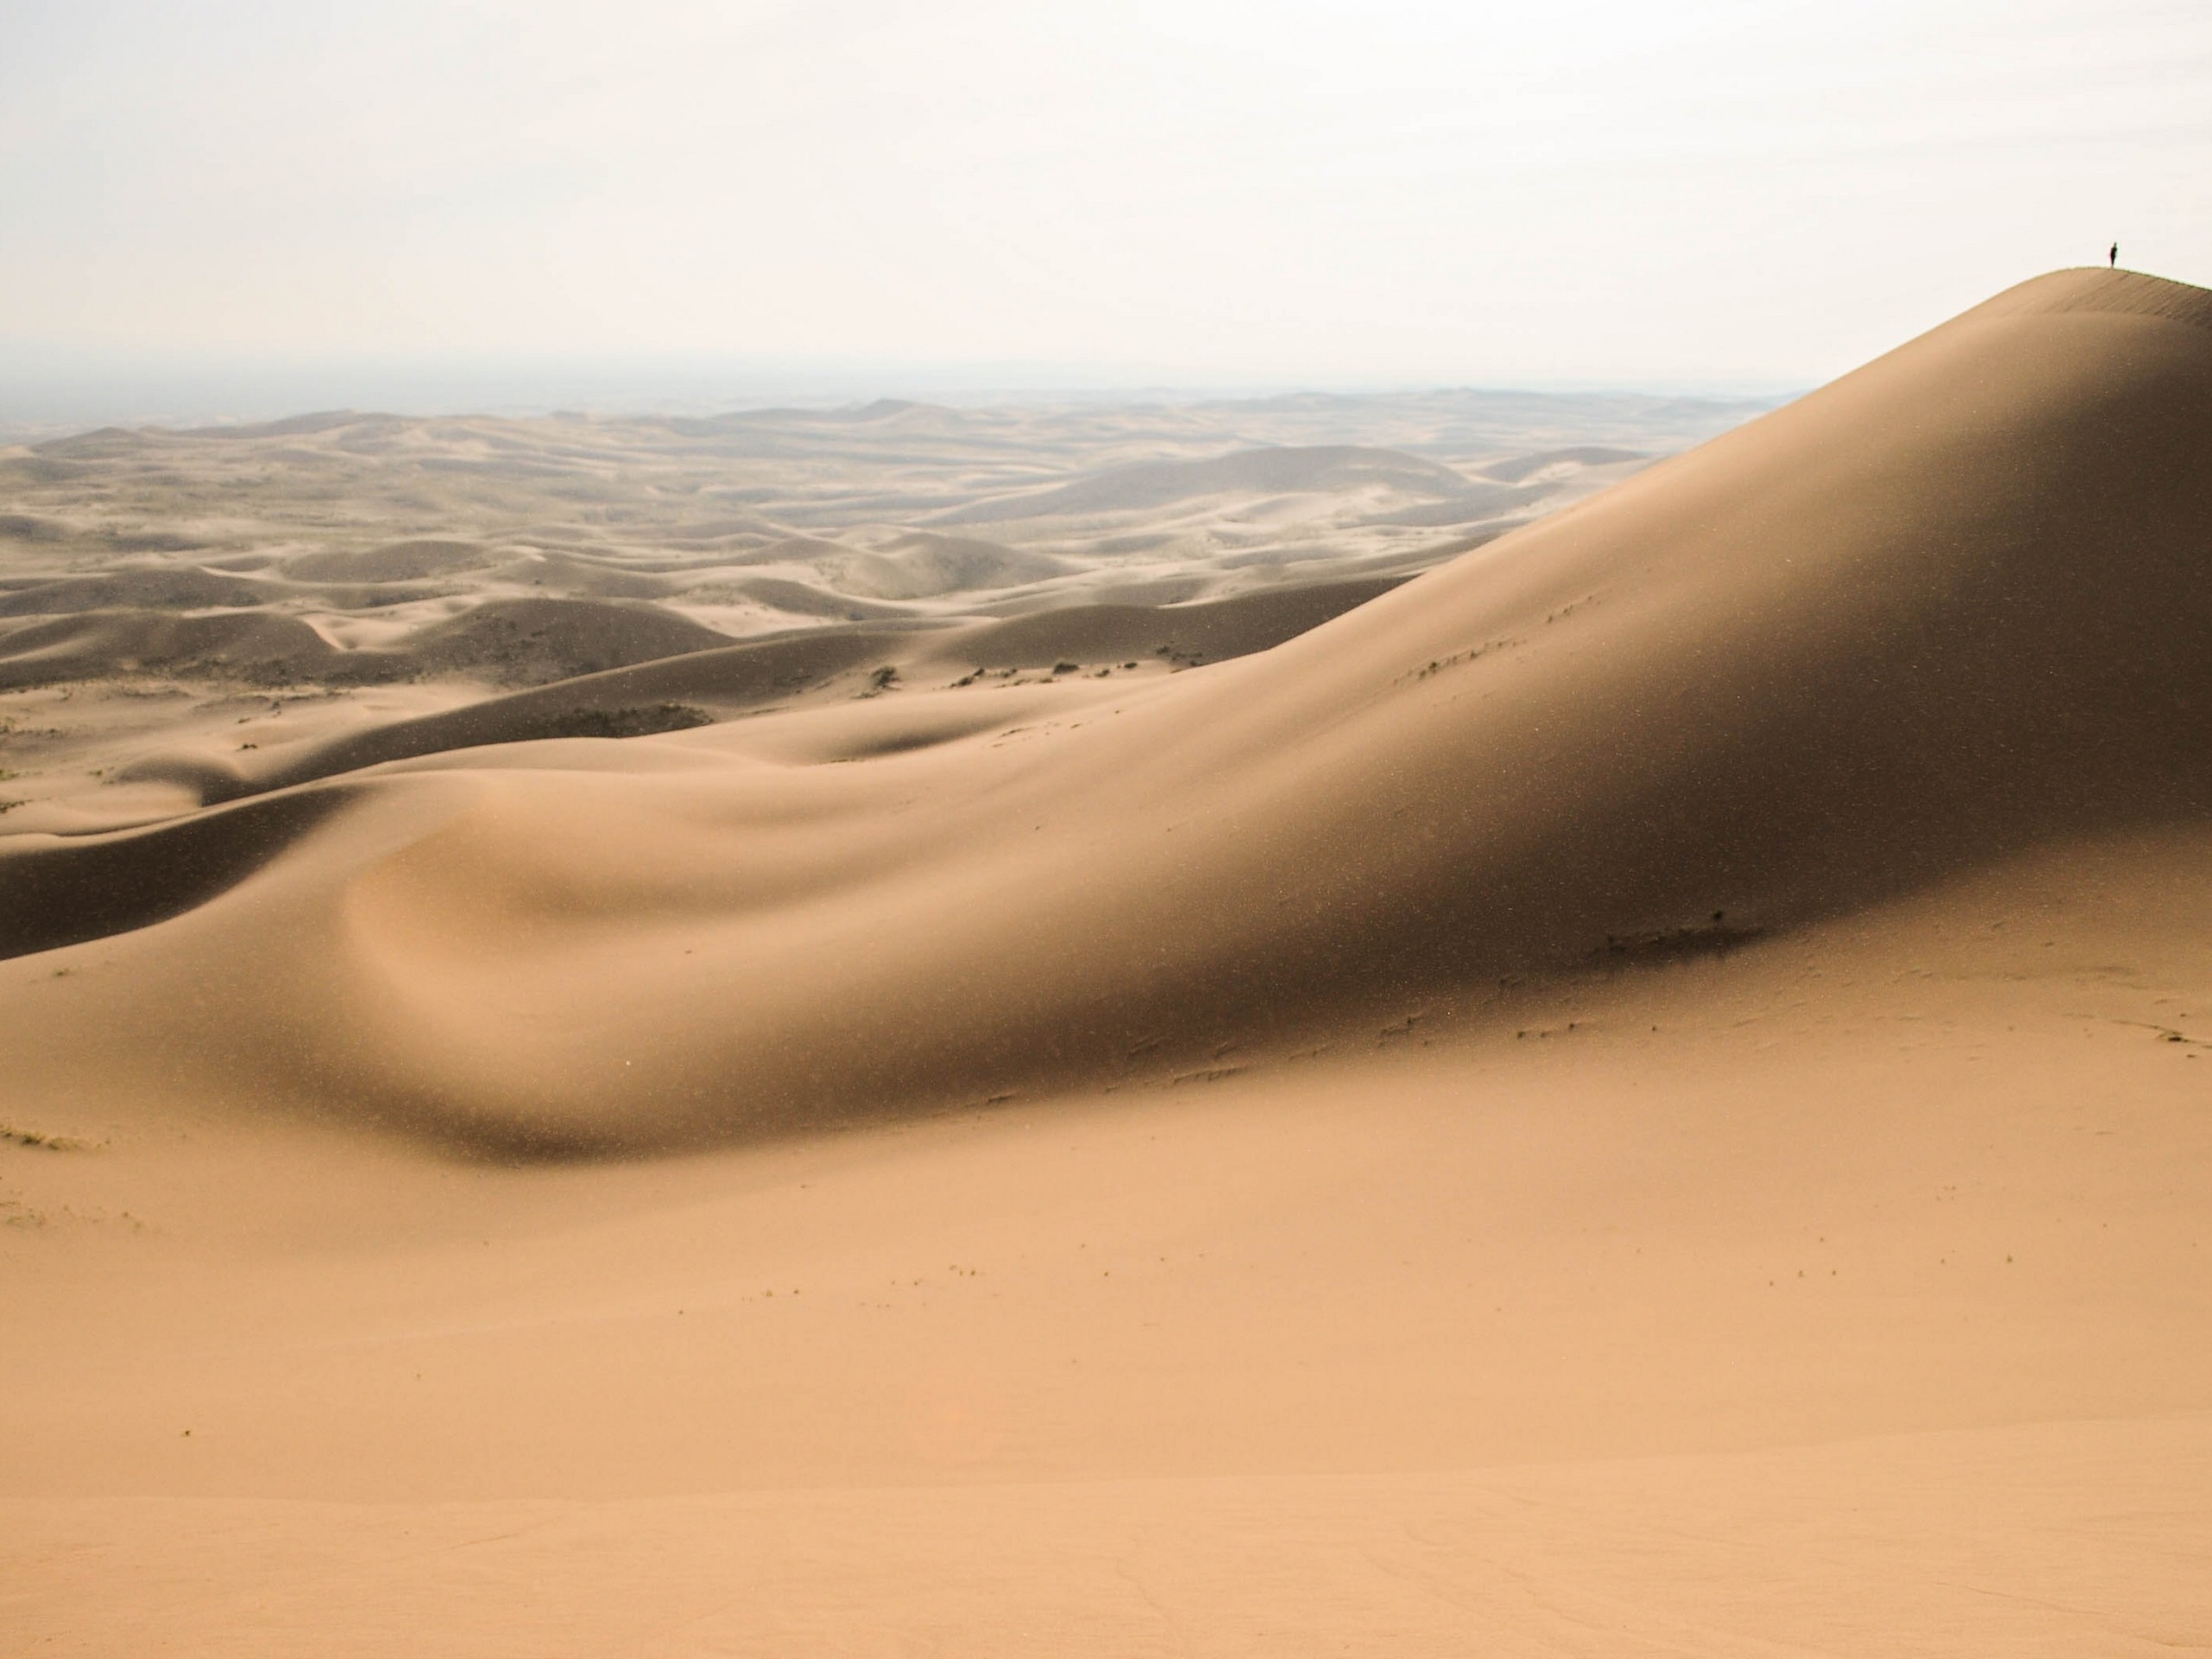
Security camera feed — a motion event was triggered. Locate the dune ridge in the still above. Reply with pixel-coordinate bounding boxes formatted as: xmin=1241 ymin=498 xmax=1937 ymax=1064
xmin=16 ymin=574 xmax=1395 ymax=814
xmin=931 ymin=444 xmax=1476 ymax=523
xmin=0 ymin=595 xmax=740 ymax=693
xmin=3 ymin=269 xmax=2208 ymax=1154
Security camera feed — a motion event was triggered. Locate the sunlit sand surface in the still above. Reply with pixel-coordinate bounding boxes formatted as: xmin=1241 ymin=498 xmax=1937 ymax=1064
xmin=4 ymin=270 xmax=2210 ymax=1653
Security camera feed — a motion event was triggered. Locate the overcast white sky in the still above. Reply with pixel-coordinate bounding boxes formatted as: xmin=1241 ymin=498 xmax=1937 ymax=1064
xmin=2 ymin=0 xmax=2208 ymax=410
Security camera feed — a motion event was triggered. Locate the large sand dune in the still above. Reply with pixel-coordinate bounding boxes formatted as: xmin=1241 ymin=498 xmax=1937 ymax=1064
xmin=3 ymin=269 xmax=2210 ymax=1653
xmin=4 ymin=268 xmax=2207 ymax=1149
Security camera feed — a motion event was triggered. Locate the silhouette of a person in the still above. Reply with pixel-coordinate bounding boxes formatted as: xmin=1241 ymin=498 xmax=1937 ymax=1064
xmin=2110 ymin=243 xmax=2119 ymax=268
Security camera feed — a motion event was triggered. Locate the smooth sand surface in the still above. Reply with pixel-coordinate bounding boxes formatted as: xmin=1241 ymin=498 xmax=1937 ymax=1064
xmin=3 ymin=270 xmax=2210 ymax=1651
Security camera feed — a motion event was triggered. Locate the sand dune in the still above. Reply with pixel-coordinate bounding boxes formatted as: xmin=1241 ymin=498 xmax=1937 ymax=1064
xmin=4 ymin=269 xmax=2209 ymax=1654
xmin=0 ymin=594 xmax=739 ymax=695
xmin=389 ymin=595 xmax=739 ymax=685
xmin=933 ymin=443 xmax=1475 ymax=522
xmin=1477 ymin=442 xmax=1647 ymax=481
xmin=0 ymin=608 xmax=340 ymax=691
xmin=821 ymin=532 xmax=1075 ymax=600
xmin=5 ymin=832 xmax=2211 ymax=1650
xmin=0 ymin=390 xmax=1732 ymax=635
xmin=47 ymin=575 xmax=1404 ymax=810
xmin=0 ymin=568 xmax=270 ymax=616
xmin=0 ymin=389 xmax=1710 ymax=838
xmin=925 ymin=571 xmax=1409 ymax=671
xmin=5 ymin=267 xmax=2203 ymax=1149
xmin=282 ymin=537 xmax=500 ymax=584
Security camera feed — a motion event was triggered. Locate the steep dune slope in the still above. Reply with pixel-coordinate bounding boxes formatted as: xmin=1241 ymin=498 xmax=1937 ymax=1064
xmin=3 ymin=269 xmax=2209 ymax=1153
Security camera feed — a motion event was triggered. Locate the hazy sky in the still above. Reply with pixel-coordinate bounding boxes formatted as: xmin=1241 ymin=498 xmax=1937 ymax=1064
xmin=3 ymin=0 xmax=2208 ymax=402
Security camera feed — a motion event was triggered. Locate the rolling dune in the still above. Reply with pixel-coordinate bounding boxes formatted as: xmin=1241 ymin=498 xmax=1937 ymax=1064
xmin=931 ymin=443 xmax=1478 ymax=522
xmin=4 ymin=269 xmax=2210 ymax=1655
xmin=5 ymin=268 xmax=2207 ymax=1148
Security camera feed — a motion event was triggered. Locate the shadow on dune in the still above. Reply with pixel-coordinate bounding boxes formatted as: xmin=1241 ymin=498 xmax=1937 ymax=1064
xmin=0 ymin=786 xmax=354 ymax=962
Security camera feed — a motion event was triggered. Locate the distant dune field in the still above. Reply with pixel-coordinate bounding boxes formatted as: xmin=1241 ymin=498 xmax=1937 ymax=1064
xmin=4 ymin=273 xmax=2210 ymax=1656
xmin=0 ymin=387 xmax=1747 ymax=839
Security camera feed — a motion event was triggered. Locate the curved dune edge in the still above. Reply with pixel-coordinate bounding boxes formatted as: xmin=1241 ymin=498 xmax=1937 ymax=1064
xmin=0 ymin=786 xmax=355 ymax=961
xmin=3 ymin=267 xmax=2210 ymax=1154
xmin=89 ymin=572 xmax=1411 ymax=811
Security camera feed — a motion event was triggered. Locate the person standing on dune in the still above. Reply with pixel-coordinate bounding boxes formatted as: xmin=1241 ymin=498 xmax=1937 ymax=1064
xmin=2111 ymin=243 xmax=2120 ymax=268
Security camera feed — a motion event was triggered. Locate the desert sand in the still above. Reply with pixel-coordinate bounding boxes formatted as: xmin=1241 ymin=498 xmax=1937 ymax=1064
xmin=3 ymin=268 xmax=2209 ymax=1653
